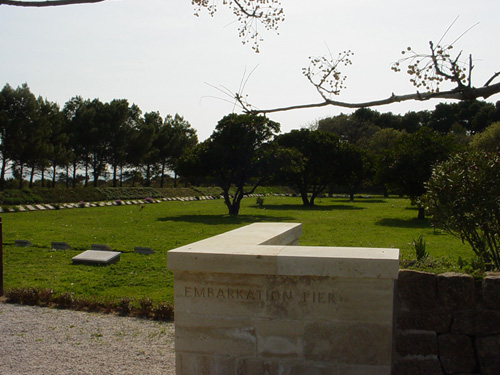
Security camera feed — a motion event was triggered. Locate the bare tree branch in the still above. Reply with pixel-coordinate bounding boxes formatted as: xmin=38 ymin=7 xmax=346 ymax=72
xmin=485 ymin=72 xmax=500 ymax=87
xmin=242 ymin=82 xmax=500 ymax=115
xmin=0 ymin=0 xmax=106 ymax=6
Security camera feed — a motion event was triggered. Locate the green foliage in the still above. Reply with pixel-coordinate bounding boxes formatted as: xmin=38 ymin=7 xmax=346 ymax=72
xmin=256 ymin=196 xmax=265 ymax=208
xmin=423 ymin=151 xmax=500 ymax=270
xmin=470 ymin=121 xmax=500 ymax=152
xmin=275 ymin=129 xmax=342 ymax=206
xmin=180 ymin=114 xmax=280 ymax=215
xmin=412 ymin=235 xmax=428 ymax=261
xmin=380 ymin=127 xmax=458 ymax=218
xmin=0 ymin=189 xmax=43 ymax=205
xmin=4 ymin=287 xmax=174 ymax=321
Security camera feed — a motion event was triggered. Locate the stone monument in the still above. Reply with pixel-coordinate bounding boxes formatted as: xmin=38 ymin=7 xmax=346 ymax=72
xmin=167 ymin=223 xmax=399 ymax=375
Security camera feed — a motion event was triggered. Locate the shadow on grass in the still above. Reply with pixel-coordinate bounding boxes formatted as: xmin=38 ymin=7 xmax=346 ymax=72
xmin=376 ymin=217 xmax=431 ymax=229
xmin=255 ymin=204 xmax=365 ymax=211
xmin=158 ymin=214 xmax=295 ymax=225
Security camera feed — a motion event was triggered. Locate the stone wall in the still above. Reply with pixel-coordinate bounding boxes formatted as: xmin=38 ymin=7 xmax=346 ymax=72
xmin=392 ymin=270 xmax=500 ymax=375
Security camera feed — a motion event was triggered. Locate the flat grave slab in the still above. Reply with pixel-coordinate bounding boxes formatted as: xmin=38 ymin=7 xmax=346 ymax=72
xmin=91 ymin=244 xmax=112 ymax=251
xmin=51 ymin=242 xmax=71 ymax=250
xmin=134 ymin=246 xmax=155 ymax=255
xmin=72 ymin=250 xmax=121 ymax=265
xmin=15 ymin=240 xmax=31 ymax=247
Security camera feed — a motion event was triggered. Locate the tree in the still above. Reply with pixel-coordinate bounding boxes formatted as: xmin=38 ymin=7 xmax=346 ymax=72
xmin=106 ymin=99 xmax=134 ymax=187
xmin=337 ymin=144 xmax=372 ymax=202
xmin=159 ymin=114 xmax=198 ymax=188
xmin=379 ymin=127 xmax=457 ymax=219
xmin=180 ymin=114 xmax=279 ymax=215
xmin=470 ymin=122 xmax=500 ymax=153
xmin=423 ymin=151 xmax=500 ymax=270
xmin=275 ymin=129 xmax=342 ymax=206
xmin=316 ymin=111 xmax=380 ymax=145
xmin=0 ymin=83 xmax=41 ymax=189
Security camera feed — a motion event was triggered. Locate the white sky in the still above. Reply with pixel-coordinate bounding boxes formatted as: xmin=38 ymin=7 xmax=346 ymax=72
xmin=1 ymin=0 xmax=499 ymax=141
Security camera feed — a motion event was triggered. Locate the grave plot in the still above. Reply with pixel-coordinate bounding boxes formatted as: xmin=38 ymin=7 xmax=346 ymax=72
xmin=72 ymin=250 xmax=121 ymax=265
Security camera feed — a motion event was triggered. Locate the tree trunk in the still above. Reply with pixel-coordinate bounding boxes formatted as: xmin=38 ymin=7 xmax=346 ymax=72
xmin=417 ymin=206 xmax=425 ymax=220
xmin=72 ymin=160 xmax=77 ymax=188
xmin=18 ymin=164 xmax=24 ymax=189
xmin=52 ymin=164 xmax=57 ymax=188
xmin=0 ymin=158 xmax=6 ymax=191
xmin=145 ymin=165 xmax=151 ymax=187
xmin=84 ymin=161 xmax=89 ymax=187
xmin=66 ymin=164 xmax=70 ymax=189
xmin=29 ymin=164 xmax=35 ymax=188
xmin=160 ymin=163 xmax=165 ymax=188
xmin=112 ymin=164 xmax=118 ymax=187
xmin=300 ymin=191 xmax=311 ymax=206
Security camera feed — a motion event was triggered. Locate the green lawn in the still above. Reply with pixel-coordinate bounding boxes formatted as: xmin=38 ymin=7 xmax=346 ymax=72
xmin=1 ymin=196 xmax=474 ymax=304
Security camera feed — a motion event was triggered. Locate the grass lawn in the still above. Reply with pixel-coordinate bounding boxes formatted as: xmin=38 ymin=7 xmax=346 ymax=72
xmin=1 ymin=196 xmax=474 ymax=304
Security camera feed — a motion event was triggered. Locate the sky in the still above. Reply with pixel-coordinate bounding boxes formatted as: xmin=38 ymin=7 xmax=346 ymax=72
xmin=1 ymin=0 xmax=500 ymax=141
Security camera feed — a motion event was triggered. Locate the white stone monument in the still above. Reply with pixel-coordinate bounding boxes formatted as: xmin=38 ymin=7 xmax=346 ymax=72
xmin=168 ymin=223 xmax=399 ymax=375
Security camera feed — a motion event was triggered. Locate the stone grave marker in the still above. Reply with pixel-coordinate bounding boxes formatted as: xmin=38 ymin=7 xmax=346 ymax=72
xmin=134 ymin=246 xmax=155 ymax=255
xmin=51 ymin=242 xmax=71 ymax=250
xmin=91 ymin=244 xmax=112 ymax=251
xmin=168 ymin=223 xmax=399 ymax=375
xmin=72 ymin=250 xmax=121 ymax=265
xmin=15 ymin=240 xmax=31 ymax=247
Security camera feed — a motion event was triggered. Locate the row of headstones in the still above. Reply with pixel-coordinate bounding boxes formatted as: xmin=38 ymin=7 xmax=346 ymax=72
xmin=0 ymin=194 xmax=272 ymax=213
xmin=14 ymin=240 xmax=154 ymax=265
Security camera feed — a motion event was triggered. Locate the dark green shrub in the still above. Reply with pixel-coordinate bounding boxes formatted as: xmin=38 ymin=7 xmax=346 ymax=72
xmin=137 ymin=297 xmax=153 ymax=318
xmin=153 ymin=302 xmax=174 ymax=321
xmin=54 ymin=292 xmax=74 ymax=309
xmin=412 ymin=235 xmax=428 ymax=261
xmin=423 ymin=151 xmax=500 ymax=270
xmin=5 ymin=288 xmax=24 ymax=304
xmin=117 ymin=297 xmax=131 ymax=316
xmin=38 ymin=289 xmax=54 ymax=306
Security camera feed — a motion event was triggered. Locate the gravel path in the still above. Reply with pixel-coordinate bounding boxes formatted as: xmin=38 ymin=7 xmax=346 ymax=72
xmin=0 ymin=303 xmax=175 ymax=375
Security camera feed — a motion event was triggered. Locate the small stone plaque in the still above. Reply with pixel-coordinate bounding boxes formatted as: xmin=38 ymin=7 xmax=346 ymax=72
xmin=51 ymin=242 xmax=71 ymax=250
xmin=72 ymin=250 xmax=121 ymax=265
xmin=134 ymin=246 xmax=155 ymax=255
xmin=91 ymin=244 xmax=112 ymax=251
xmin=15 ymin=240 xmax=31 ymax=247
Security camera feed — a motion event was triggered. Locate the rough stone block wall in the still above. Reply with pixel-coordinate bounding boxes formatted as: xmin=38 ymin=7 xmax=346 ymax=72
xmin=392 ymin=270 xmax=500 ymax=375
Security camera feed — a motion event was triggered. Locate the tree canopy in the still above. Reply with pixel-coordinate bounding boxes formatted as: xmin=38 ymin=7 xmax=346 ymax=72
xmin=0 ymin=83 xmax=197 ymax=189
xmin=179 ymin=113 xmax=279 ymax=215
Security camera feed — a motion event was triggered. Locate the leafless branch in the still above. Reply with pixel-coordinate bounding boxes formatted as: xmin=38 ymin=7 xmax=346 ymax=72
xmin=485 ymin=72 xmax=500 ymax=87
xmin=0 ymin=0 xmax=105 ymax=6
xmin=244 ymin=82 xmax=500 ymax=115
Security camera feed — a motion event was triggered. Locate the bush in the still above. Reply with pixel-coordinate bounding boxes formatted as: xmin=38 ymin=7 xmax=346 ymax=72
xmin=153 ymin=302 xmax=174 ymax=321
xmin=423 ymin=151 xmax=500 ymax=270
xmin=412 ymin=235 xmax=428 ymax=261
